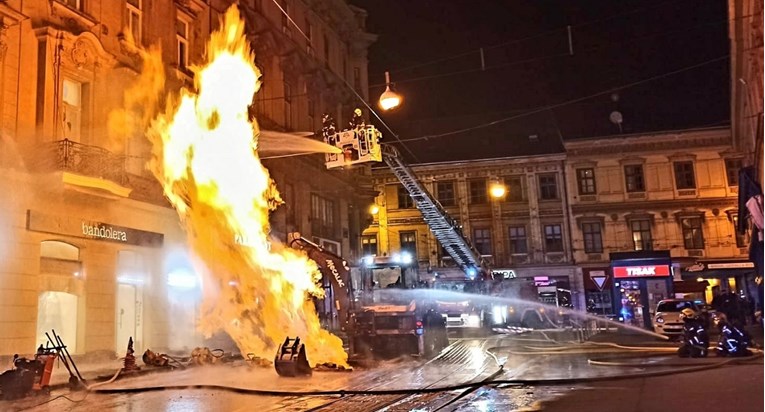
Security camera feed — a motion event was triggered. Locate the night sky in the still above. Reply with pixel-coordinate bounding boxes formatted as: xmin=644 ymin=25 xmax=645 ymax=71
xmin=350 ymin=0 xmax=730 ymax=163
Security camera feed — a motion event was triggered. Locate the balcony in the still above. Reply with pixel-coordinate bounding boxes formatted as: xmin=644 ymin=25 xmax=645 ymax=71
xmin=33 ymin=139 xmax=166 ymax=204
xmin=53 ymin=139 xmax=127 ymax=185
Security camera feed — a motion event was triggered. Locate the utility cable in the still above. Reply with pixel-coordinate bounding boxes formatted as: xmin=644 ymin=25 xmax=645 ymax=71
xmin=398 ymin=55 xmax=729 ymax=143
xmin=376 ymin=0 xmax=691 ymax=77
xmin=267 ymin=0 xmax=419 ymax=162
xmin=370 ymin=18 xmax=726 ymax=88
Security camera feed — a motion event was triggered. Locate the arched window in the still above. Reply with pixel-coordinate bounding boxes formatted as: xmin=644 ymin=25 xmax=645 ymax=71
xmin=40 ymin=240 xmax=80 ymax=261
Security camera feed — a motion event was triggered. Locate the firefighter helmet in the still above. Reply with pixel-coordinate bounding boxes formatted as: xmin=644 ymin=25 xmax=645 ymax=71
xmin=680 ymin=308 xmax=698 ymax=320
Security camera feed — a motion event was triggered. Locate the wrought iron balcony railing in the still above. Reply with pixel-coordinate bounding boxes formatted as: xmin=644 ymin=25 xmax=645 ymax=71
xmin=52 ymin=138 xmax=128 ymax=185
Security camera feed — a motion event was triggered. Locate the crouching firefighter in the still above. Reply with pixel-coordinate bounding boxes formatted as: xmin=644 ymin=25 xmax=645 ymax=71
xmin=714 ymin=313 xmax=752 ymax=357
xmin=678 ymin=308 xmax=709 ymax=358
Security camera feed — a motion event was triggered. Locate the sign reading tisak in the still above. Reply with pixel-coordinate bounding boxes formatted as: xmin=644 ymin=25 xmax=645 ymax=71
xmin=27 ymin=210 xmax=164 ymax=247
xmin=612 ymin=265 xmax=671 ymax=278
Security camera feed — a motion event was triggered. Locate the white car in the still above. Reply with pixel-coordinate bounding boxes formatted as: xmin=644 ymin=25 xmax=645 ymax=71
xmin=653 ymin=299 xmax=700 ymax=336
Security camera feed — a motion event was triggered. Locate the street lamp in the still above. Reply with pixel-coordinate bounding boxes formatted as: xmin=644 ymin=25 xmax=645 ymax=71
xmin=379 ymin=71 xmax=402 ymax=110
xmin=369 ymin=204 xmax=380 ymax=215
xmin=489 ymin=181 xmax=506 ymax=199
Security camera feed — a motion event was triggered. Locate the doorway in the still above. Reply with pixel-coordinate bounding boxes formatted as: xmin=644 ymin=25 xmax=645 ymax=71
xmin=115 ymin=283 xmax=137 ymax=354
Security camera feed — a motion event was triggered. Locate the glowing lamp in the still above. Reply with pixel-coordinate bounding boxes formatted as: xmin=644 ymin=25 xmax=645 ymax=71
xmin=379 ymin=71 xmax=402 ymax=110
xmin=369 ymin=205 xmax=380 ymax=215
xmin=489 ymin=182 xmax=506 ymax=199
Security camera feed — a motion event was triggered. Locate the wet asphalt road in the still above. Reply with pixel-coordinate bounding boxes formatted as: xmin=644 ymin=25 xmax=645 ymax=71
xmin=5 ymin=329 xmax=762 ymax=412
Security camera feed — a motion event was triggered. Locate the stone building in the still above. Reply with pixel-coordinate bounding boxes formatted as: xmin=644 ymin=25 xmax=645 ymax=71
xmin=564 ymin=127 xmax=752 ymax=327
xmin=364 ymin=121 xmax=584 ymax=309
xmin=0 ymin=0 xmax=375 ymax=357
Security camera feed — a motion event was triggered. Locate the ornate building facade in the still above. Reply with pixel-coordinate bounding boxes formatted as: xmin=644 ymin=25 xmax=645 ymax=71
xmin=565 ymin=127 xmax=752 ymax=320
xmin=364 ymin=134 xmax=583 ymax=309
xmin=0 ymin=0 xmax=375 ymax=357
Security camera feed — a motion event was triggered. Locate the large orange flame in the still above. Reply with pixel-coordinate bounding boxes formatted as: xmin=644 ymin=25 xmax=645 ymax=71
xmin=147 ymin=6 xmax=347 ymax=366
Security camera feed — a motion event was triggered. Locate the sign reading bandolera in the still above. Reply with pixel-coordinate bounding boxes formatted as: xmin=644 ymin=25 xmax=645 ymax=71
xmin=612 ymin=265 xmax=671 ymax=278
xmin=27 ymin=210 xmax=164 ymax=247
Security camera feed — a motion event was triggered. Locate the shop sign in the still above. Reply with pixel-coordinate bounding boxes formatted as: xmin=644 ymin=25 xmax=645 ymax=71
xmin=27 ymin=210 xmax=164 ymax=247
xmin=706 ymin=262 xmax=755 ymax=270
xmin=534 ymin=276 xmax=552 ymax=286
xmin=492 ymin=269 xmax=516 ymax=279
xmin=612 ymin=265 xmax=670 ymax=278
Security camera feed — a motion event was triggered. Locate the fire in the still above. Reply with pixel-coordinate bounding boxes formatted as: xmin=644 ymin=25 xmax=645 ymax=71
xmin=146 ymin=6 xmax=347 ymax=366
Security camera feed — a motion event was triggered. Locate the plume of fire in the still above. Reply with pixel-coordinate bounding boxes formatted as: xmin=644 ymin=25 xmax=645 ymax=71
xmin=146 ymin=6 xmax=347 ymax=366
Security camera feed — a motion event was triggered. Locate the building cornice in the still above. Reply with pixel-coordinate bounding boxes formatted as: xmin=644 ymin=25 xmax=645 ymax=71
xmin=564 ymin=127 xmax=732 ymax=157
xmin=571 ymin=197 xmax=736 ymax=214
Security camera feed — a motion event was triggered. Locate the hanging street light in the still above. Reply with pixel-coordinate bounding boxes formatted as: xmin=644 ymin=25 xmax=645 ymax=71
xmin=379 ymin=71 xmax=402 ymax=110
xmin=489 ymin=181 xmax=506 ymax=199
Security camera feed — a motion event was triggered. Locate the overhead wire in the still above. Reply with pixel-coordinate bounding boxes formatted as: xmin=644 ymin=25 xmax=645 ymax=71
xmin=269 ymin=0 xmax=420 ymax=162
xmin=374 ymin=0 xmax=686 ymax=78
xmin=397 ymin=55 xmax=730 ymax=143
xmin=368 ymin=18 xmax=727 ymax=88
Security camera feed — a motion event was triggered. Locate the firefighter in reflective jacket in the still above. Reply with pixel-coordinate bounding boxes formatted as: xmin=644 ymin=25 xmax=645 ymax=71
xmin=715 ymin=313 xmax=752 ymax=357
xmin=678 ymin=308 xmax=709 ymax=358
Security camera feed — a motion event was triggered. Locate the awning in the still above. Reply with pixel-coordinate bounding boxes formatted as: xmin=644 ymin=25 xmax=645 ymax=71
xmin=673 ymin=280 xmax=709 ymax=294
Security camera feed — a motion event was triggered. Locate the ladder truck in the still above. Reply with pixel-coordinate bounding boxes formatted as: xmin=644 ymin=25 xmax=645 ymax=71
xmin=321 ymin=113 xmax=494 ymax=332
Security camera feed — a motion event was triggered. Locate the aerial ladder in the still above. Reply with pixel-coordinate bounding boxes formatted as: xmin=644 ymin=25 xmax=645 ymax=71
xmin=322 ymin=113 xmax=490 ymax=280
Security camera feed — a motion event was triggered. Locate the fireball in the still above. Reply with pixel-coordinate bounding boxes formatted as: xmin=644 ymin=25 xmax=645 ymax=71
xmin=146 ymin=6 xmax=347 ymax=366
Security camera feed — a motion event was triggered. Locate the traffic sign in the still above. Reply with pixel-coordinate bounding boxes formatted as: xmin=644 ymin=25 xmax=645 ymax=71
xmin=589 ymin=270 xmax=608 ymax=291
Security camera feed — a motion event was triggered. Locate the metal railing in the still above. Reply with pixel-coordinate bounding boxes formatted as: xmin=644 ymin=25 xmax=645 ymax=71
xmin=53 ymin=139 xmax=127 ymax=185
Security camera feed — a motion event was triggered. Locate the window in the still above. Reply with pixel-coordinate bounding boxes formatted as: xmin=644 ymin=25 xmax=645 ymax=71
xmin=284 ymin=82 xmax=292 ymax=130
xmin=469 ymin=178 xmax=487 ymax=204
xmin=473 ymin=228 xmax=492 ymax=255
xmin=576 ymin=168 xmax=596 ymax=195
xmin=399 ymin=231 xmax=417 ymax=256
xmin=508 ymin=226 xmax=527 ymax=254
xmin=61 ymin=78 xmax=82 ymax=141
xmin=538 ymin=174 xmax=558 ymax=200
xmin=681 ymin=218 xmax=704 ymax=250
xmin=507 ymin=176 xmax=524 ymax=202
xmin=397 ymin=185 xmax=414 ymax=209
xmin=436 ymin=181 xmax=455 ymax=206
xmin=624 ymin=164 xmax=645 ymax=192
xmin=284 ymin=183 xmax=296 ymax=226
xmin=176 ymin=17 xmax=189 ymax=70
xmin=544 ymin=224 xmax=563 ymax=252
xmin=58 ymin=0 xmax=84 ymax=11
xmin=731 ymin=215 xmax=748 ymax=248
xmin=323 ymin=34 xmax=330 ymax=68
xmin=307 ymin=97 xmax=315 ymax=131
xmin=725 ymin=159 xmax=743 ymax=186
xmin=354 ymin=67 xmax=361 ymax=91
xmin=310 ymin=194 xmax=335 ymax=231
xmin=280 ymin=0 xmax=290 ymax=37
xmin=582 ymin=222 xmax=603 ymax=253
xmin=127 ymin=0 xmax=142 ymax=44
xmin=361 ymin=235 xmax=377 ymax=256
xmin=673 ymin=161 xmax=696 ymax=189
xmin=304 ymin=18 xmax=313 ymax=54
xmin=630 ymin=220 xmax=652 ymax=251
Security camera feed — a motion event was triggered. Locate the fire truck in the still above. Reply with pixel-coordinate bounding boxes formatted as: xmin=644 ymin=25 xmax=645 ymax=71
xmin=291 ymin=237 xmax=448 ymax=360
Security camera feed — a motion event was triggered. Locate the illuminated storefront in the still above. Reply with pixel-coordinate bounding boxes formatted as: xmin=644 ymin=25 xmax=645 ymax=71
xmin=611 ymin=251 xmax=674 ymax=330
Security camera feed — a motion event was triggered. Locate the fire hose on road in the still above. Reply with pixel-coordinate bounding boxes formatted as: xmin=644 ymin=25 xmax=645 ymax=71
xmin=16 ymin=335 xmax=763 ymax=412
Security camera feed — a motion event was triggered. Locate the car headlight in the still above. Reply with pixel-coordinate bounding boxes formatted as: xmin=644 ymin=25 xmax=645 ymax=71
xmin=656 ymin=316 xmax=664 ymax=324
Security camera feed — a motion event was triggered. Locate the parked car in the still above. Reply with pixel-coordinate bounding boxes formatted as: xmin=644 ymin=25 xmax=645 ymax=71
xmin=653 ymin=299 xmax=700 ymax=336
